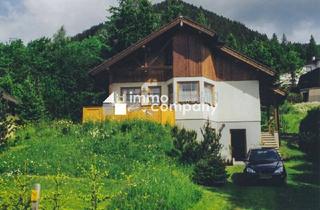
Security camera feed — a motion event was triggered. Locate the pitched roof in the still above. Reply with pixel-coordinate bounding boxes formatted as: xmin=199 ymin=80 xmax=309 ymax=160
xmin=89 ymin=16 xmax=217 ymax=76
xmin=272 ymin=88 xmax=286 ymax=97
xmin=89 ymin=16 xmax=276 ymax=77
xmin=298 ymin=68 xmax=320 ymax=89
xmin=218 ymin=46 xmax=276 ymax=76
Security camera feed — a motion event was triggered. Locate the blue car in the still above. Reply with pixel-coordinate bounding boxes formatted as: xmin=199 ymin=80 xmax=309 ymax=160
xmin=244 ymin=148 xmax=287 ymax=184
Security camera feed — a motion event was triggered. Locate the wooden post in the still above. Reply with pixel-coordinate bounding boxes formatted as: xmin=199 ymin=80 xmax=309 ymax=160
xmin=266 ymin=105 xmax=270 ymax=123
xmin=274 ymin=105 xmax=281 ymax=146
xmin=31 ymin=184 xmax=41 ymax=210
xmin=274 ymin=106 xmax=279 ymax=132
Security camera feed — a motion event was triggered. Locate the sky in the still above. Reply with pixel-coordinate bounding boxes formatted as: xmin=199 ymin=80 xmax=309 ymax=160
xmin=0 ymin=0 xmax=319 ymax=43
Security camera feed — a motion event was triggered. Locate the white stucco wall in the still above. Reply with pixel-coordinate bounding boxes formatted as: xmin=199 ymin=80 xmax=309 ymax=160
xmin=172 ymin=78 xmax=261 ymax=122
xmin=214 ymin=80 xmax=261 ymax=122
xmin=173 ymin=78 xmax=261 ymax=161
xmin=215 ymin=121 xmax=261 ymax=161
xmin=107 ymin=77 xmax=262 ymax=161
xmin=175 ymin=119 xmax=260 ymax=161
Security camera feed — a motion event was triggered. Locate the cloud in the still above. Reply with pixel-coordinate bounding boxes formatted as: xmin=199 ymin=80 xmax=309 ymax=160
xmin=183 ymin=0 xmax=320 ymax=43
xmin=0 ymin=0 xmax=117 ymax=42
xmin=0 ymin=0 xmax=319 ymax=43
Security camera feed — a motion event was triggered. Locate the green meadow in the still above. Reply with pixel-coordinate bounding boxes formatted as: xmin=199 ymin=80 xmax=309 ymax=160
xmin=0 ymin=120 xmax=319 ymax=209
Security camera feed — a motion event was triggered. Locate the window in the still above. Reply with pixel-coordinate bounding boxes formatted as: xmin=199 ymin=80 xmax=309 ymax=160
xmin=168 ymin=84 xmax=173 ymax=104
xmin=121 ymin=87 xmax=141 ymax=104
xmin=177 ymin=81 xmax=199 ymax=103
xmin=204 ymin=83 xmax=215 ymax=105
xmin=148 ymin=86 xmax=161 ymax=105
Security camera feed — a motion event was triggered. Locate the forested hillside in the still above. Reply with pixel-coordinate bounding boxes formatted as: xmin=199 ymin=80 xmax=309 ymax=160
xmin=75 ymin=0 xmax=320 ymax=81
xmin=1 ymin=0 xmax=320 ymax=121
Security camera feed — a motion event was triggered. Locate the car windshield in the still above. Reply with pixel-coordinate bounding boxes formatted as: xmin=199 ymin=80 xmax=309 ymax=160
xmin=249 ymin=150 xmax=280 ymax=162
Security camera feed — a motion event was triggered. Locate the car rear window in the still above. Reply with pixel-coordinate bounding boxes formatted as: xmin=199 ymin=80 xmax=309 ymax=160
xmin=249 ymin=150 xmax=280 ymax=162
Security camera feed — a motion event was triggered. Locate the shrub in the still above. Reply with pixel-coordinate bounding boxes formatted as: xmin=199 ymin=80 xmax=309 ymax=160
xmin=192 ymin=122 xmax=227 ymax=186
xmin=44 ymin=169 xmax=67 ymax=210
xmin=170 ymin=126 xmax=199 ymax=163
xmin=0 ymin=117 xmax=12 ymax=146
xmin=286 ymin=92 xmax=302 ymax=103
xmin=192 ymin=157 xmax=227 ymax=186
xmin=0 ymin=115 xmax=18 ymax=149
xmin=14 ymin=77 xmax=46 ymax=121
xmin=0 ymin=98 xmax=11 ymax=146
xmin=299 ymin=107 xmax=320 ymax=163
xmin=84 ymin=164 xmax=109 ymax=210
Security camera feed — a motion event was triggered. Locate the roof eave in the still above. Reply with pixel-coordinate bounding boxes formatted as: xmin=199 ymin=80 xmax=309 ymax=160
xmin=219 ymin=46 xmax=276 ymax=77
xmin=89 ymin=16 xmax=217 ymax=76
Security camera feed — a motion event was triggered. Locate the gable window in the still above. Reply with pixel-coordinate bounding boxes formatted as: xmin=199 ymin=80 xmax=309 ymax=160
xmin=121 ymin=87 xmax=141 ymax=104
xmin=177 ymin=81 xmax=199 ymax=103
xmin=204 ymin=82 xmax=215 ymax=106
xmin=148 ymin=86 xmax=161 ymax=105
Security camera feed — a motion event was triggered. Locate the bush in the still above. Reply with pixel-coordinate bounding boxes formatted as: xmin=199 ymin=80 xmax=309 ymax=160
xmin=193 ymin=157 xmax=226 ymax=186
xmin=170 ymin=126 xmax=199 ymax=163
xmin=170 ymin=121 xmax=227 ymax=186
xmin=192 ymin=122 xmax=227 ymax=186
xmin=286 ymin=92 xmax=302 ymax=103
xmin=299 ymin=108 xmax=320 ymax=163
xmin=14 ymin=77 xmax=47 ymax=122
xmin=0 ymin=97 xmax=18 ymax=148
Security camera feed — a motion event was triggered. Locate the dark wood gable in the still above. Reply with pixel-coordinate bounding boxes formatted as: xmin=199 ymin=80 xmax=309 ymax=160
xmin=172 ymin=30 xmax=215 ymax=80
xmin=214 ymin=50 xmax=259 ymax=81
xmin=106 ymin=28 xmax=275 ymax=85
xmin=91 ymin=16 xmax=279 ymax=96
xmin=171 ymin=29 xmax=273 ymax=82
xmin=109 ymin=32 xmax=173 ymax=84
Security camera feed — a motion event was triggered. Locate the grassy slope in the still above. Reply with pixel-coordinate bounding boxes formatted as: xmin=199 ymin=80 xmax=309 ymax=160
xmin=0 ymin=120 xmax=201 ymax=209
xmin=0 ymin=120 xmax=319 ymax=209
xmin=280 ymin=102 xmax=320 ymax=134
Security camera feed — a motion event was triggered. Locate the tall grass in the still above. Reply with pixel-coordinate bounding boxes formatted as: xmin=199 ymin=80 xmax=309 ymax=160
xmin=0 ymin=120 xmax=201 ymax=209
xmin=280 ymin=102 xmax=320 ymax=134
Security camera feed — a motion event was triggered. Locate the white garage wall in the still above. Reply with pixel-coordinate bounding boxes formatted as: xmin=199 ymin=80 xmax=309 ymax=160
xmin=214 ymin=80 xmax=261 ymax=122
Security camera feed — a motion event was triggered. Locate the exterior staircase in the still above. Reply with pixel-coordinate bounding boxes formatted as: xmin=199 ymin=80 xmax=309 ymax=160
xmin=261 ymin=132 xmax=279 ymax=149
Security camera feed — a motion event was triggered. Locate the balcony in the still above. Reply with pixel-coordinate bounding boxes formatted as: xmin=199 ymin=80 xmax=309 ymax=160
xmin=82 ymin=105 xmax=175 ymax=126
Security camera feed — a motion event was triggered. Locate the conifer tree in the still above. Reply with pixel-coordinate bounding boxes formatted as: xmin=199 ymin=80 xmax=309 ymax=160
xmin=107 ymin=0 xmax=160 ymax=53
xmin=281 ymin=33 xmax=288 ymax=46
xmin=196 ymin=7 xmax=209 ymax=27
xmin=306 ymin=35 xmax=319 ymax=62
xmin=226 ymin=33 xmax=238 ymax=50
xmin=161 ymin=0 xmax=184 ymax=24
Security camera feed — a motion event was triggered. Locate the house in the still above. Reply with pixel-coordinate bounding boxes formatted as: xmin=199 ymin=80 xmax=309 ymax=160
xmin=87 ymin=17 xmax=285 ymax=162
xmin=297 ymin=67 xmax=320 ymax=102
xmin=302 ymin=57 xmax=320 ymax=72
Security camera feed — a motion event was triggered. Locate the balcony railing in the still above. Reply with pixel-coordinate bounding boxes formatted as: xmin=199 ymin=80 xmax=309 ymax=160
xmin=82 ymin=106 xmax=175 ymax=126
